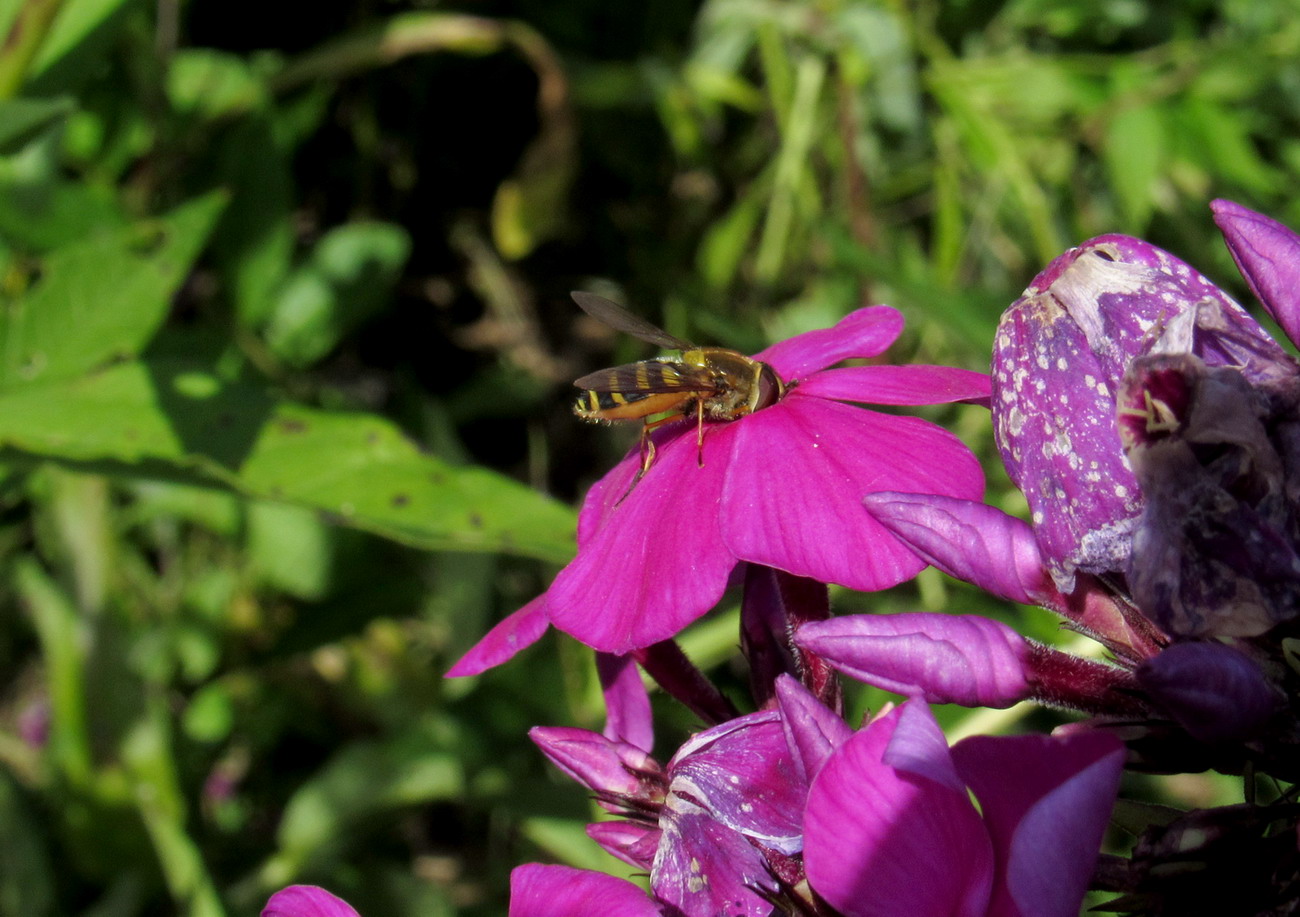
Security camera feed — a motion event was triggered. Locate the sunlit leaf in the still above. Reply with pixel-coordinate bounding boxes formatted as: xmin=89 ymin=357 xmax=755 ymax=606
xmin=0 ymin=193 xmax=227 ymax=387
xmin=0 ymin=360 xmax=577 ymax=561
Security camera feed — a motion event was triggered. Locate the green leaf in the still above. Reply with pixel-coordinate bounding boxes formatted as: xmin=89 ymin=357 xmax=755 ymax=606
xmin=1104 ymin=103 xmax=1165 ymax=228
xmin=0 ymin=192 xmax=227 ymax=387
xmin=0 ymin=95 xmax=73 ymax=151
xmin=0 ymin=772 xmax=56 ymax=917
xmin=26 ymin=0 xmax=138 ymax=90
xmin=0 ymin=175 xmax=126 ymax=251
xmin=697 ymin=190 xmax=762 ymax=289
xmin=246 ymin=501 xmax=332 ymax=599
xmin=208 ymin=118 xmax=294 ymax=327
xmin=263 ymin=222 xmax=411 ymax=368
xmin=166 ymin=49 xmax=266 ymax=120
xmin=0 ymin=360 xmax=577 ymax=561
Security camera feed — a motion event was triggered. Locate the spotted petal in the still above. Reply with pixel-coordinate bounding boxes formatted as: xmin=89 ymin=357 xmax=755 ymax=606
xmin=666 ymin=711 xmax=804 ymax=852
xmin=652 ymin=813 xmax=773 ymax=917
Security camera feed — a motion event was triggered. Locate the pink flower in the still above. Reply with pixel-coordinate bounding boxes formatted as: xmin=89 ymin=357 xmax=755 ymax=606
xmin=531 ymin=707 xmax=807 ymax=917
xmin=510 ymin=864 xmax=682 ymax=917
xmin=262 ymin=886 xmax=360 ymax=917
xmin=453 ymin=306 xmax=988 ymax=665
xmin=803 ymin=701 xmax=1124 ymax=917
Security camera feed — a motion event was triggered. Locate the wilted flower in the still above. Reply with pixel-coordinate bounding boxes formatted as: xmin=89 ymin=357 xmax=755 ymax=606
xmin=1119 ymin=353 xmax=1300 ymax=638
xmin=803 ymin=701 xmax=1124 ymax=917
xmin=991 ymin=233 xmax=1293 ymax=592
xmin=452 ymin=305 xmax=987 ymax=667
xmin=1135 ymin=641 xmax=1279 ymax=743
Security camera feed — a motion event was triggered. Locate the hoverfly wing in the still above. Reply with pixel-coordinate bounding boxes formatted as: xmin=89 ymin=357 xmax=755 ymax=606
xmin=571 ymin=291 xmax=694 ymax=351
xmin=574 ymin=360 xmax=717 ymax=394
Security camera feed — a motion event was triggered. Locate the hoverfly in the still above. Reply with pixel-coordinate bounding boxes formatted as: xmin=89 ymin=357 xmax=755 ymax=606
xmin=570 ymin=291 xmax=787 ymax=488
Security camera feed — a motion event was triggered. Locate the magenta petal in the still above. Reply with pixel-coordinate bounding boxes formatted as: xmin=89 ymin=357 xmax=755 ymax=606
xmin=796 ymin=613 xmax=1032 ymax=707
xmin=879 ymin=700 xmax=966 ymax=793
xmin=653 ymin=813 xmax=774 ymax=917
xmin=1212 ymin=198 xmax=1300 ymax=348
xmin=262 ymin=886 xmax=361 ymax=917
xmin=548 ymin=427 xmax=738 ymax=653
xmin=587 ymin=821 xmax=662 ymax=870
xmin=804 ymin=705 xmax=993 ymax=917
xmin=952 ymin=732 xmax=1123 ymax=917
xmin=598 ymin=653 xmax=654 ymax=752
xmin=755 ymin=306 xmax=904 ymax=381
xmin=666 ymin=711 xmax=804 ymax=852
xmin=445 ymin=595 xmax=550 ymax=677
xmin=722 ymin=395 xmax=984 ymax=593
xmin=510 ymin=864 xmax=673 ymax=917
xmin=575 ymin=444 xmax=645 ymax=547
xmin=774 ymin=674 xmax=851 ymax=784
xmin=862 ymin=492 xmax=1057 ymax=606
xmin=529 ymin=726 xmax=657 ymax=799
xmin=797 ymin=365 xmax=991 ymax=406
xmin=992 ymin=248 xmax=1143 ymax=589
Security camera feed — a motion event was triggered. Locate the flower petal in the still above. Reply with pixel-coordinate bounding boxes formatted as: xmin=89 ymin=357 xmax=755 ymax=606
xmin=1137 ymin=642 xmax=1279 ymax=743
xmin=586 ymin=821 xmax=662 ymax=870
xmin=722 ymin=395 xmax=984 ymax=593
xmin=1212 ymin=198 xmax=1300 ymax=350
xmin=796 ymin=613 xmax=1032 ymax=708
xmin=991 ymin=243 xmax=1144 ymax=589
xmin=653 ymin=813 xmax=774 ymax=917
xmin=548 ymin=426 xmax=738 ymax=653
xmin=445 ymin=595 xmax=550 ymax=677
xmin=863 ymin=492 xmax=1055 ymax=606
xmin=804 ymin=704 xmax=993 ymax=917
xmin=598 ymin=653 xmax=654 ymax=752
xmin=262 ymin=886 xmax=361 ymax=917
xmin=797 ymin=365 xmax=991 ymax=406
xmin=774 ymin=674 xmax=851 ymax=784
xmin=952 ymin=731 xmax=1123 ymax=917
xmin=666 ymin=711 xmax=804 ymax=852
xmin=529 ymin=726 xmax=660 ymax=801
xmin=510 ymin=864 xmax=675 ymax=917
xmin=755 ymin=306 xmax=903 ymax=381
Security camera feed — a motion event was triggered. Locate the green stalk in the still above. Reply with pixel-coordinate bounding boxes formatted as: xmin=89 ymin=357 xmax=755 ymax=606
xmin=0 ymin=0 xmax=66 ymax=100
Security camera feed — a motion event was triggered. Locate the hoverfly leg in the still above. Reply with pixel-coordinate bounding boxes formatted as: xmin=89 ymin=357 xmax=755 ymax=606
xmin=639 ymin=428 xmax=658 ymax=478
xmin=614 ymin=421 xmax=661 ymax=507
xmin=695 ymin=399 xmax=706 ymax=468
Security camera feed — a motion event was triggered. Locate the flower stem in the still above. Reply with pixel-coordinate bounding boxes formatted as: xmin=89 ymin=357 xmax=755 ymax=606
xmin=740 ymin=564 xmax=841 ymax=713
xmin=633 ymin=640 xmax=738 ymax=726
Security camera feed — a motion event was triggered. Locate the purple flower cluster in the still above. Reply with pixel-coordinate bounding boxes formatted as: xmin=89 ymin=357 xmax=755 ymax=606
xmin=267 ymin=201 xmax=1300 ymax=916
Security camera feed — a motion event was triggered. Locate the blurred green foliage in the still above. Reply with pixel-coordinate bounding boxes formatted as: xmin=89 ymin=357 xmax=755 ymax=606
xmin=1 ymin=0 xmax=1299 ymax=914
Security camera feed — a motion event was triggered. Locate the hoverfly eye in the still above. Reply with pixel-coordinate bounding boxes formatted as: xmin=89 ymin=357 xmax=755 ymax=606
xmin=755 ymin=364 xmax=785 ymax=410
